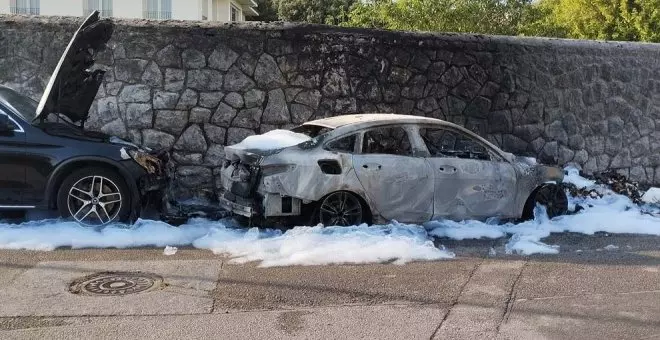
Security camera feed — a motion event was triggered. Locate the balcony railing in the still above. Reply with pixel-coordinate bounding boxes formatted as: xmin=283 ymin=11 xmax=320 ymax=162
xmin=143 ymin=11 xmax=172 ymax=20
xmin=10 ymin=6 xmax=40 ymax=15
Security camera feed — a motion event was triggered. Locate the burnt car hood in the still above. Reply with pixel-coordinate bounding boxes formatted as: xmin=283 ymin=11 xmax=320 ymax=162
xmin=35 ymin=11 xmax=114 ymax=124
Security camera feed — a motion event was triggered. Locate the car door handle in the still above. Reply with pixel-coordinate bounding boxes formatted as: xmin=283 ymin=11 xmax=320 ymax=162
xmin=362 ymin=163 xmax=382 ymax=170
xmin=438 ymin=166 xmax=457 ymax=173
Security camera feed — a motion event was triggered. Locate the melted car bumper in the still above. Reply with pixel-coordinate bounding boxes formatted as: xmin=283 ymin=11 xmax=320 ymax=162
xmin=218 ymin=195 xmax=254 ymax=217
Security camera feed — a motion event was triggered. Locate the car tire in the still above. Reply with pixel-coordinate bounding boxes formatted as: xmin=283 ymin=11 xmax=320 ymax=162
xmin=312 ymin=191 xmax=369 ymax=227
xmin=56 ymin=167 xmax=132 ymax=225
xmin=523 ymin=184 xmax=568 ymax=221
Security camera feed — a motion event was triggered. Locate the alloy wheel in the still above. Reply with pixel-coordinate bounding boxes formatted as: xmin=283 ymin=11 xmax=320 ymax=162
xmin=319 ymin=192 xmax=364 ymax=226
xmin=67 ymin=175 xmax=123 ymax=225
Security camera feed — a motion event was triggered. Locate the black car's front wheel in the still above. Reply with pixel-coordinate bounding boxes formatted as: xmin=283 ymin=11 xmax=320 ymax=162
xmin=56 ymin=167 xmax=132 ymax=226
xmin=316 ymin=191 xmax=368 ymax=227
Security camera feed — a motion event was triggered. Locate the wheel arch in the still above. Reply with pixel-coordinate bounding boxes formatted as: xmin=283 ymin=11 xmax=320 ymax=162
xmin=521 ymin=185 xmax=543 ymax=220
xmin=45 ymin=157 xmax=139 ymax=210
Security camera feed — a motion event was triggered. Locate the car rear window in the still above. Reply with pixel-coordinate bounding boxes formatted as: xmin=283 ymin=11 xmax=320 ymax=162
xmin=326 ymin=134 xmax=356 ymax=153
xmin=290 ymin=124 xmax=334 ymax=138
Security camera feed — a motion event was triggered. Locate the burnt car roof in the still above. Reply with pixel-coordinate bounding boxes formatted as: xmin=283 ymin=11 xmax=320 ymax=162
xmin=305 ymin=113 xmax=514 ymax=161
xmin=304 ymin=114 xmax=444 ymax=129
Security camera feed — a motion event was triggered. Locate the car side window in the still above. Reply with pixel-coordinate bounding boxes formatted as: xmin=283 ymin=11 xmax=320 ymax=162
xmin=420 ymin=128 xmax=490 ymax=161
xmin=326 ymin=134 xmax=356 ymax=153
xmin=362 ymin=127 xmax=412 ymax=156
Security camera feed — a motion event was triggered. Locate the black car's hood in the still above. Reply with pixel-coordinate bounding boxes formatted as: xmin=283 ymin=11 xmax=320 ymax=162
xmin=38 ymin=121 xmax=113 ymax=142
xmin=35 ymin=11 xmax=114 ymax=124
xmin=38 ymin=121 xmax=152 ymax=151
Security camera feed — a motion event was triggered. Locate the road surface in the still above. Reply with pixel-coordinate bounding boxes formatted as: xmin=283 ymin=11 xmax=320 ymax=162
xmin=0 ymin=232 xmax=658 ymax=339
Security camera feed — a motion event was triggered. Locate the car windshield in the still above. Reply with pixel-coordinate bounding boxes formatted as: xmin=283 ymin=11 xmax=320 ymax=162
xmin=290 ymin=124 xmax=334 ymax=138
xmin=0 ymin=87 xmax=38 ymax=122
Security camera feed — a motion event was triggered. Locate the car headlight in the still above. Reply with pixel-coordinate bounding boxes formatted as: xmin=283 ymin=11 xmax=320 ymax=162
xmin=128 ymin=149 xmax=161 ymax=174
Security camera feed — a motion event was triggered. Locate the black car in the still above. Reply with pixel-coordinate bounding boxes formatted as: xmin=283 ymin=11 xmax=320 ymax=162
xmin=0 ymin=12 xmax=169 ymax=225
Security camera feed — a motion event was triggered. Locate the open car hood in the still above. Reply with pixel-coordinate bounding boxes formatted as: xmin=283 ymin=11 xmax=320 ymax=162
xmin=35 ymin=11 xmax=114 ymax=124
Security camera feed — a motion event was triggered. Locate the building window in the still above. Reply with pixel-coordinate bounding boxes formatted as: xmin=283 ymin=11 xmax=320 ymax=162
xmin=84 ymin=0 xmax=113 ymax=17
xmin=230 ymin=3 xmax=241 ymax=21
xmin=201 ymin=0 xmax=208 ymax=20
xmin=143 ymin=0 xmax=172 ymax=20
xmin=10 ymin=0 xmax=40 ymax=15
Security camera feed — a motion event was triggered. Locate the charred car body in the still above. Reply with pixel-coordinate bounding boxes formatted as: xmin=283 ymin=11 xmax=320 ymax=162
xmin=0 ymin=12 xmax=168 ymax=225
xmin=219 ymin=114 xmax=568 ymax=226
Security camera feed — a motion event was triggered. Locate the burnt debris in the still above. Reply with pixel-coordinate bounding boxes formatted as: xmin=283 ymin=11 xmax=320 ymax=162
xmin=562 ymin=169 xmax=646 ymax=204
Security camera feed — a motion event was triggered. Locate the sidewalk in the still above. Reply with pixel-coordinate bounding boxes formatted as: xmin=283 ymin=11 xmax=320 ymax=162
xmin=0 ymin=247 xmax=658 ymax=339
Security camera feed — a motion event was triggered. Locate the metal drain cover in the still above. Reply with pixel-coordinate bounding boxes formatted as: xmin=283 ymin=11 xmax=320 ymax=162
xmin=69 ymin=272 xmax=163 ymax=296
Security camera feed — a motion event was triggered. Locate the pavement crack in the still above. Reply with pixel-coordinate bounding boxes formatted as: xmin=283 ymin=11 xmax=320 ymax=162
xmin=209 ymin=261 xmax=224 ymax=314
xmin=429 ymin=259 xmax=483 ymax=340
xmin=497 ymin=260 xmax=527 ymax=332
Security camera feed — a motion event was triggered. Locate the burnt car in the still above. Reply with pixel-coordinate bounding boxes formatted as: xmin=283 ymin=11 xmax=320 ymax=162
xmin=0 ymin=12 xmax=168 ymax=225
xmin=219 ymin=114 xmax=568 ymax=226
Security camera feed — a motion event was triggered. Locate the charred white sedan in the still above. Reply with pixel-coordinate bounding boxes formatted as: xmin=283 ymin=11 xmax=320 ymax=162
xmin=219 ymin=114 xmax=567 ymax=226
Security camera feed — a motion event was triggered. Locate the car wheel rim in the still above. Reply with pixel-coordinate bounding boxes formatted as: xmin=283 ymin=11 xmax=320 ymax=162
xmin=319 ymin=192 xmax=363 ymax=227
xmin=535 ymin=185 xmax=568 ymax=218
xmin=67 ymin=176 xmax=122 ymax=226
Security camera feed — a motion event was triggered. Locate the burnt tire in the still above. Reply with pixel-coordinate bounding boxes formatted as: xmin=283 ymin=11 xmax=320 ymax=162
xmin=56 ymin=167 xmax=132 ymax=226
xmin=523 ymin=184 xmax=568 ymax=221
xmin=313 ymin=191 xmax=369 ymax=227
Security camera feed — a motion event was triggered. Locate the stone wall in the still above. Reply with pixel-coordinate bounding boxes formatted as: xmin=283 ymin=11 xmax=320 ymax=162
xmin=1 ymin=15 xmax=660 ymax=199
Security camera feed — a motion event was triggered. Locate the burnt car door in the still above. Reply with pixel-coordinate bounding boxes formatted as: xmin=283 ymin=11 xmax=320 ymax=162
xmin=0 ymin=109 xmax=27 ymax=206
xmin=352 ymin=125 xmax=434 ymax=223
xmin=420 ymin=127 xmax=517 ymax=220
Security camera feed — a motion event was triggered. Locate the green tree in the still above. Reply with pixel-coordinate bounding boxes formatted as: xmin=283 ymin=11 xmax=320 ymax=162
xmin=345 ymin=0 xmax=536 ymax=36
xmin=248 ymin=0 xmax=280 ymax=22
xmin=631 ymin=0 xmax=660 ymax=42
xmin=277 ymin=0 xmax=357 ymax=25
xmin=523 ymin=0 xmax=660 ymax=42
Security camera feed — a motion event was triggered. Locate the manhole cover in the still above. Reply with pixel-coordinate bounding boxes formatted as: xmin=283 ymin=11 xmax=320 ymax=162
xmin=69 ymin=272 xmax=163 ymax=296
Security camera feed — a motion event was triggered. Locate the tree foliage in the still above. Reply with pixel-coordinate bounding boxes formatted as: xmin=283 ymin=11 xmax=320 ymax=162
xmin=345 ymin=0 xmax=536 ymax=36
xmin=248 ymin=0 xmax=279 ymax=22
xmin=344 ymin=0 xmax=660 ymax=42
xmin=523 ymin=0 xmax=660 ymax=42
xmin=249 ymin=0 xmax=659 ymax=42
xmin=277 ymin=0 xmax=357 ymax=25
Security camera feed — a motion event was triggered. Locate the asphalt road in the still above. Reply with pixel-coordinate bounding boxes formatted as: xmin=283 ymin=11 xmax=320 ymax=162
xmin=0 ymin=233 xmax=658 ymax=340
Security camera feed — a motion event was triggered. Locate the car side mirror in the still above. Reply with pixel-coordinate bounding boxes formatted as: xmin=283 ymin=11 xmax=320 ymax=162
xmin=0 ymin=115 xmax=15 ymax=136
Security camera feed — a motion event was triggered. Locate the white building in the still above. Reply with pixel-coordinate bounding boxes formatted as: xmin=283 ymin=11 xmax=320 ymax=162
xmin=0 ymin=0 xmax=259 ymax=22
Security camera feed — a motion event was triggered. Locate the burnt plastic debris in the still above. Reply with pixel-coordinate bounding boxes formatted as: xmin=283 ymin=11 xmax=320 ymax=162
xmin=161 ymin=198 xmax=230 ymax=226
xmin=159 ymin=162 xmax=230 ymax=225
xmin=562 ymin=169 xmax=645 ymax=204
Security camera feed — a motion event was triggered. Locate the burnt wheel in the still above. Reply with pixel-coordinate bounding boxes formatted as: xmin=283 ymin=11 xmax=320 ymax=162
xmin=317 ymin=191 xmax=366 ymax=227
xmin=524 ymin=184 xmax=568 ymax=220
xmin=56 ymin=167 xmax=132 ymax=226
